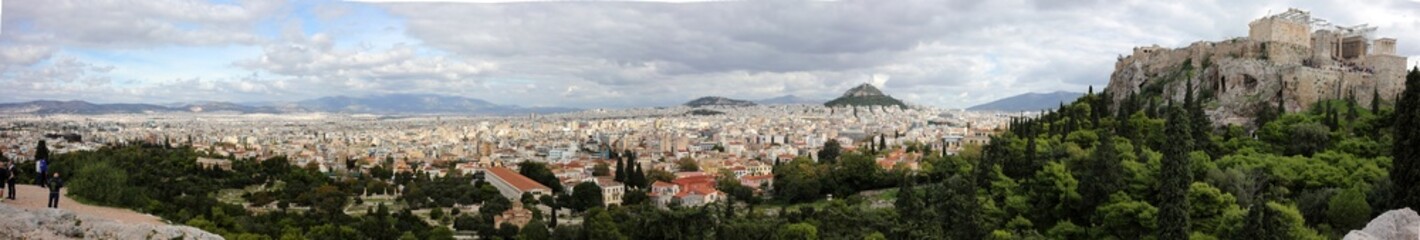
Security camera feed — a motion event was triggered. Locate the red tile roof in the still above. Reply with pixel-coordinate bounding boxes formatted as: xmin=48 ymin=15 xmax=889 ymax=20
xmin=487 ymin=167 xmax=551 ymax=192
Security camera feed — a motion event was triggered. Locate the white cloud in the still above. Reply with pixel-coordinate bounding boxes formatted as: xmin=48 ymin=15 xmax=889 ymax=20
xmin=2 ymin=0 xmax=1418 ymax=108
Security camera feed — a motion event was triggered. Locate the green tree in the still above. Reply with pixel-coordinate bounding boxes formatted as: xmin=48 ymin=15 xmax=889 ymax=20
xmin=646 ymin=168 xmax=676 ymax=184
xmin=520 ymin=162 xmax=565 ymax=193
xmin=676 ymin=157 xmax=700 ymax=172
xmin=429 ymin=227 xmax=455 ymax=240
xmin=584 ymin=208 xmax=627 ymax=240
xmin=1372 ymin=87 xmax=1382 ymax=112
xmin=571 ymin=181 xmax=604 ymax=211
xmin=772 ymin=157 xmax=823 ymax=203
xmin=430 ymin=207 xmax=445 ymax=221
xmin=1327 ymin=187 xmax=1372 ymax=230
xmin=623 ymin=189 xmax=648 ymax=205
xmin=1158 ymin=105 xmax=1194 ymax=240
xmin=1095 ymin=193 xmax=1158 ymax=240
xmin=69 ymin=161 xmax=134 ymax=206
xmin=1082 ymin=132 xmax=1125 ymax=215
xmin=776 ymin=223 xmax=819 ymax=240
xmin=818 ymin=139 xmax=842 ymax=164
xmin=614 ymin=156 xmax=626 ymax=182
xmin=940 ymin=175 xmax=983 ymax=240
xmin=35 ymin=140 xmax=49 ymax=161
xmin=1393 ymin=67 xmax=1420 ymax=209
xmin=593 ymin=162 xmax=611 ymax=177
xmin=1287 ymin=123 xmax=1331 ymax=157
xmin=519 ymin=218 xmax=551 ymax=240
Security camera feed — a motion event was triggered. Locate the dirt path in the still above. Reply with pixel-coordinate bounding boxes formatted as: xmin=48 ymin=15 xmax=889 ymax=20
xmin=0 ymin=184 xmax=163 ymax=225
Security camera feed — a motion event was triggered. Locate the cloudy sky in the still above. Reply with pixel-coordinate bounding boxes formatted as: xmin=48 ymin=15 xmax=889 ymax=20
xmin=1 ymin=0 xmax=1418 ymax=109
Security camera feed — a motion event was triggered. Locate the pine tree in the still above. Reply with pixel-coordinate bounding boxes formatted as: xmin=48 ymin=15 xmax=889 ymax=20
xmin=1392 ymin=67 xmax=1420 ymax=209
xmin=1158 ymin=105 xmax=1193 ymax=240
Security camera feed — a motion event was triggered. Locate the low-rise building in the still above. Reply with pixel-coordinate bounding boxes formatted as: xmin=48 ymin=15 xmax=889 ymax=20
xmin=483 ymin=167 xmax=552 ymax=200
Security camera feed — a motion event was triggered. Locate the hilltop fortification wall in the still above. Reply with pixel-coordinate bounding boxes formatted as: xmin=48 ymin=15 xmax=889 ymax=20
xmin=1105 ymin=8 xmax=1408 ymax=126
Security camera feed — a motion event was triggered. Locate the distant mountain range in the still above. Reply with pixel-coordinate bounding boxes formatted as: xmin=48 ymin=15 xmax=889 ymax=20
xmin=0 ymin=94 xmax=579 ymax=115
xmin=968 ymin=91 xmax=1083 ymax=112
xmin=684 ymin=96 xmax=757 ymax=108
xmin=824 ymin=83 xmax=907 ymax=108
xmin=756 ymin=95 xmax=824 ymax=105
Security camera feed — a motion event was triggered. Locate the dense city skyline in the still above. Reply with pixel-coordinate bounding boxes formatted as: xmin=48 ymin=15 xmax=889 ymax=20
xmin=3 ymin=0 xmax=1417 ymax=109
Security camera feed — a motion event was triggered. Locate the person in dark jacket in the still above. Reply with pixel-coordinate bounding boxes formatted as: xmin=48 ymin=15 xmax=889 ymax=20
xmin=47 ymin=172 xmax=62 ymax=208
xmin=0 ymin=161 xmax=8 ymax=200
xmin=5 ymin=162 xmax=15 ymax=200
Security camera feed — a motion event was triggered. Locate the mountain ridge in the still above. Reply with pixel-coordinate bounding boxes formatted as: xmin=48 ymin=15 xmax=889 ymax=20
xmin=968 ymin=91 xmax=1084 ymax=112
xmin=0 ymin=94 xmax=579 ymax=115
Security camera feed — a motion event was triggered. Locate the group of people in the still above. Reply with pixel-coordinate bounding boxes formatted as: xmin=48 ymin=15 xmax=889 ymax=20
xmin=0 ymin=159 xmax=64 ymax=209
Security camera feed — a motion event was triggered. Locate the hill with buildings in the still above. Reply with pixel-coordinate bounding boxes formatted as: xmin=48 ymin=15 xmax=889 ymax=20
xmin=968 ymin=91 xmax=1083 ymax=112
xmin=1104 ymin=8 xmax=1408 ymax=126
xmin=824 ymin=83 xmax=908 ymax=108
xmin=683 ymin=96 xmax=758 ymax=108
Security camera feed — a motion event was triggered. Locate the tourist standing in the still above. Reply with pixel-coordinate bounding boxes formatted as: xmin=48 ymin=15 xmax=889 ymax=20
xmin=36 ymin=158 xmax=48 ymax=185
xmin=5 ymin=162 xmax=15 ymax=200
xmin=0 ymin=161 xmax=8 ymax=200
xmin=47 ymin=172 xmax=62 ymax=208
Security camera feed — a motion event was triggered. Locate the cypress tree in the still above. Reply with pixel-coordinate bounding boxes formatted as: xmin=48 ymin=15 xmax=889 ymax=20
xmin=1147 ymin=98 xmax=1160 ymax=118
xmin=941 ymin=175 xmax=983 ymax=240
xmin=1082 ymin=131 xmax=1124 ymax=215
xmin=976 ymin=137 xmax=1004 ymax=191
xmin=879 ymin=134 xmax=888 ymax=152
xmin=614 ymin=155 xmax=626 ymax=183
xmin=1392 ymin=67 xmax=1420 ymax=209
xmin=1184 ymin=79 xmax=1213 ymax=156
xmin=1158 ymin=105 xmax=1194 ymax=240
xmin=1372 ymin=87 xmax=1382 ymax=112
xmin=35 ymin=140 xmax=49 ymax=161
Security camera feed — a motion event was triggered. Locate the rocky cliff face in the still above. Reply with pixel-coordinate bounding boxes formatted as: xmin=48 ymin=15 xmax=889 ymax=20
xmin=0 ymin=204 xmax=221 ymax=240
xmin=1342 ymin=208 xmax=1420 ymax=240
xmin=1104 ymin=10 xmax=1408 ymax=126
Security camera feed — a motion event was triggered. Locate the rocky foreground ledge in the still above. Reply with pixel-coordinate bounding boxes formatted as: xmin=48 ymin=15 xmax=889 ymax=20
xmin=1344 ymin=208 xmax=1420 ymax=240
xmin=0 ymin=204 xmax=221 ymax=240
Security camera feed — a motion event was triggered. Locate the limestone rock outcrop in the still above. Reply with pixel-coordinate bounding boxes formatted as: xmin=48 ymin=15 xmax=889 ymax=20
xmin=0 ymin=204 xmax=221 ymax=240
xmin=1104 ymin=8 xmax=1407 ymax=126
xmin=1342 ymin=208 xmax=1420 ymax=240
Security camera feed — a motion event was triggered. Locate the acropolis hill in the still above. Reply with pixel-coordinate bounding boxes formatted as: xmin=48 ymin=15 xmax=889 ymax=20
xmin=1104 ymin=8 xmax=1408 ymax=126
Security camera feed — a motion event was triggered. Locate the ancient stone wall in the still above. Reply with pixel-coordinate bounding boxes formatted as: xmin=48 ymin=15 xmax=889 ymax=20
xmin=1265 ymin=42 xmax=1311 ymax=66
xmin=1366 ymin=54 xmax=1409 ymax=98
xmin=1249 ymin=17 xmax=1311 ymax=48
xmin=1374 ymin=38 xmax=1397 ymax=55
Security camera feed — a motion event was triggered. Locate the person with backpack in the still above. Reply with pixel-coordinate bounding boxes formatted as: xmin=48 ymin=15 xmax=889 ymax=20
xmin=47 ymin=172 xmax=62 ymax=208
